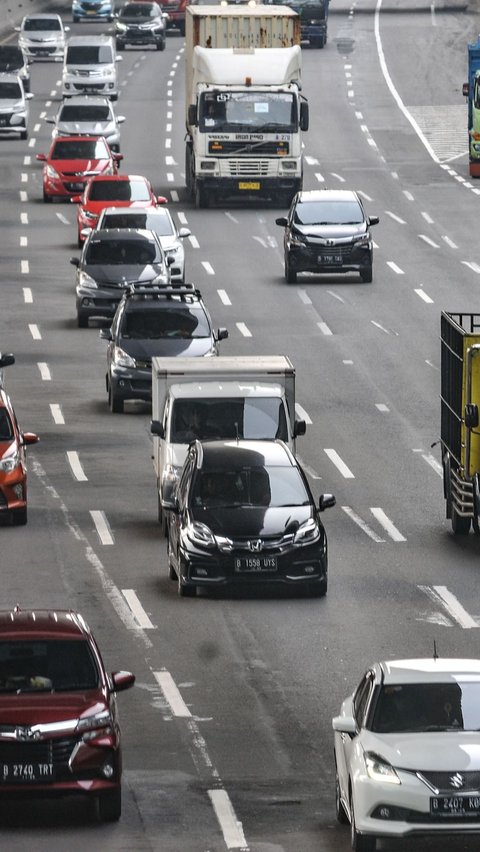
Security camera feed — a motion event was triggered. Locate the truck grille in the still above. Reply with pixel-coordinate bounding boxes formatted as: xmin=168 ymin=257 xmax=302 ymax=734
xmin=228 ymin=159 xmax=270 ymax=176
xmin=209 ymin=141 xmax=289 ymax=156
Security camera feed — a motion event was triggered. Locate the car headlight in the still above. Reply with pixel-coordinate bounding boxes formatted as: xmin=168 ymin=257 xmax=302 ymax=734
xmin=78 ymin=271 xmax=98 ymax=289
xmin=0 ymin=446 xmax=20 ymax=473
xmin=46 ymin=164 xmax=61 ymax=179
xmin=76 ymin=709 xmax=113 ymax=740
xmin=113 ymin=346 xmax=136 ymax=368
xmin=162 ymin=464 xmax=181 ymax=487
xmin=353 ymin=233 xmax=370 ymax=246
xmin=83 ymin=210 xmax=98 ymax=222
xmin=116 ymin=22 xmax=128 ymax=31
xmin=365 ymin=752 xmax=401 ymax=785
xmin=166 ymin=246 xmax=180 ymax=256
xmin=293 ymin=517 xmax=320 ymax=545
xmin=12 ymin=102 xmax=26 ymax=114
xmin=186 ymin=521 xmax=216 ymax=549
xmin=290 ymin=233 xmax=307 ymax=247
xmin=103 ymin=64 xmax=115 ymax=76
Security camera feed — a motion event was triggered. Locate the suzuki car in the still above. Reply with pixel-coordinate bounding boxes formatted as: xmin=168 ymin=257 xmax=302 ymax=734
xmin=0 ymin=607 xmax=134 ymax=820
xmin=0 ymin=389 xmax=38 ymax=526
xmin=36 ymin=136 xmax=122 ymax=202
xmin=166 ymin=439 xmax=335 ymax=596
xmin=276 ymin=189 xmax=379 ymax=284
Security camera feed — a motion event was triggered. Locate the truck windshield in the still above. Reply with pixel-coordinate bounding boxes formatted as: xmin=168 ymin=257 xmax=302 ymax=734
xmin=171 ymin=397 xmax=288 ymax=443
xmin=199 ymin=92 xmax=297 ymax=133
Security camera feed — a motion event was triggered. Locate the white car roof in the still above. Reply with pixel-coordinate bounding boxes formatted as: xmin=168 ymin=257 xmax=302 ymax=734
xmin=379 ymin=658 xmax=480 ymax=684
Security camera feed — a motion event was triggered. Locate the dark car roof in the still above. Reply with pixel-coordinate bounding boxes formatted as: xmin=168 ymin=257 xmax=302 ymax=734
xmin=0 ymin=609 xmax=92 ymax=641
xmin=197 ymin=439 xmax=295 ymax=469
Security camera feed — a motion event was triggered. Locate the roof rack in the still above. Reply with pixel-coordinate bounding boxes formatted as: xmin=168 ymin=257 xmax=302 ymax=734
xmin=125 ymin=283 xmax=202 ymax=299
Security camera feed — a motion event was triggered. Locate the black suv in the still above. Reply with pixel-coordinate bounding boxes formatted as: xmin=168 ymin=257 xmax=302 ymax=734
xmin=166 ymin=439 xmax=335 ymax=597
xmin=114 ymin=2 xmax=166 ymax=50
xmin=276 ymin=189 xmax=379 ymax=284
xmin=100 ymin=285 xmax=228 ymax=412
xmin=71 ymin=228 xmax=170 ymax=327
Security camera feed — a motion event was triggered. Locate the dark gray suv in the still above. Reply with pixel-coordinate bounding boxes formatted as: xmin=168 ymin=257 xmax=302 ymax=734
xmin=276 ymin=188 xmax=379 ymax=284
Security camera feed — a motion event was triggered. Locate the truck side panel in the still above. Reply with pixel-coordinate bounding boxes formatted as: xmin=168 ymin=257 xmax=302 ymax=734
xmin=441 ymin=312 xmax=464 ymax=470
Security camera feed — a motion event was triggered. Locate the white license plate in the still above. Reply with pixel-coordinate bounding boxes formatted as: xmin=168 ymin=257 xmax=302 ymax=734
xmin=431 ymin=795 xmax=480 ymax=816
xmin=2 ymin=762 xmax=54 ymax=783
xmin=234 ymin=556 xmax=277 ymax=572
xmin=318 ymin=254 xmax=342 ymax=264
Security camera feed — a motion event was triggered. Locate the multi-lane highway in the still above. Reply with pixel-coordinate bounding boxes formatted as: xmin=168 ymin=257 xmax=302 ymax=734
xmin=1 ymin=0 xmax=480 ymax=848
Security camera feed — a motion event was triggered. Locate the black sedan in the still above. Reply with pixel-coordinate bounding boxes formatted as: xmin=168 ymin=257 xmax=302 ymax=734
xmin=166 ymin=439 xmax=335 ymax=597
xmin=71 ymin=228 xmax=171 ymax=327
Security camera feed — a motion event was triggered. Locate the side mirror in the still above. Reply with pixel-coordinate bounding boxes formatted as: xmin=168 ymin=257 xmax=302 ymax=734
xmin=465 ymin=403 xmax=479 ymax=429
xmin=166 ymin=256 xmax=175 ymax=266
xmin=117 ymin=115 xmax=126 ymax=124
xmin=99 ymin=328 xmax=112 ymax=341
xmin=368 ymin=215 xmax=380 ymax=226
xmin=64 ymin=26 xmax=71 ymax=32
xmin=81 ymin=227 xmax=92 ymax=238
xmin=70 ymin=257 xmax=80 ymax=267
xmin=463 ymin=82 xmax=469 ymax=97
xmin=319 ymin=493 xmax=336 ymax=512
xmin=113 ymin=152 xmax=123 ymax=162
xmin=300 ymin=101 xmax=309 ymax=132
xmin=332 ymin=714 xmax=357 ymax=735
xmin=151 ymin=420 xmax=165 ymax=438
xmin=70 ymin=195 xmax=82 ymax=203
xmin=0 ymin=354 xmax=15 ymax=369
xmin=187 ymin=104 xmax=197 ymax=127
xmin=156 ymin=196 xmax=168 ymax=205
xmin=275 ymin=216 xmax=288 ymax=227
xmin=26 ymin=93 xmax=34 ymax=100
xmin=178 ymin=227 xmax=191 ymax=238
xmin=294 ymin=419 xmax=306 ymax=437
xmin=116 ymin=55 xmax=123 ymax=62
xmin=111 ymin=671 xmax=135 ymax=692
xmin=217 ymin=328 xmax=229 ymax=341
xmin=36 ymin=153 xmax=47 ymax=162
xmin=22 ymin=432 xmax=39 ymax=446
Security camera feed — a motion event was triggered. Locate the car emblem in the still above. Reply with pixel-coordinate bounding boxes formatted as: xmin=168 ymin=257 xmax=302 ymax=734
xmin=449 ymin=773 xmax=465 ymax=789
xmin=15 ymin=726 xmax=40 ymax=742
xmin=248 ymin=539 xmax=263 ymax=552
xmin=325 ymin=239 xmax=335 ymax=247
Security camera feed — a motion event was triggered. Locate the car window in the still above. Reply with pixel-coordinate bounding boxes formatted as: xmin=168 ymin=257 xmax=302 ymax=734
xmin=66 ymin=46 xmax=113 ymax=64
xmin=53 ymin=139 xmax=109 ymax=159
xmin=121 ymin=306 xmax=209 ymax=339
xmin=0 ymin=409 xmax=13 ymax=441
xmin=0 ymin=640 xmax=99 ymax=693
xmin=293 ymin=200 xmax=364 ymax=226
xmin=372 ymin=681 xmax=480 ymax=733
xmin=59 ymin=105 xmax=111 ymax=122
xmin=353 ymin=672 xmax=374 ymax=726
xmin=24 ymin=18 xmax=61 ymax=31
xmin=191 ymin=465 xmax=309 ymax=508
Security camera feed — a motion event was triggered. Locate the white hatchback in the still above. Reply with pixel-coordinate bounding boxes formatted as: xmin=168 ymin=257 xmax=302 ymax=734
xmin=333 ymin=657 xmax=480 ymax=850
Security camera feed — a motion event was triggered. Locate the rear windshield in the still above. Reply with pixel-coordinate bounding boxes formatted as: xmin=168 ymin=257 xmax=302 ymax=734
xmin=0 ymin=640 xmax=99 ymax=693
xmin=172 ymin=398 xmax=288 ymax=442
xmin=59 ymin=104 xmax=111 ymax=122
xmin=88 ymin=180 xmax=151 ymax=201
xmin=66 ymin=45 xmax=113 ymax=64
xmin=52 ymin=138 xmax=110 ymax=159
xmin=24 ymin=17 xmax=61 ymax=31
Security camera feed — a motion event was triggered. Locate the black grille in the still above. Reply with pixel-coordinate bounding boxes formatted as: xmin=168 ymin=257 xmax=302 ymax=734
xmin=420 ymin=770 xmax=480 ymax=793
xmin=0 ymin=736 xmax=77 ymax=767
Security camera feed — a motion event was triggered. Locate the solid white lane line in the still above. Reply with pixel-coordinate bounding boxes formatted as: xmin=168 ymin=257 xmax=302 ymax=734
xmin=23 ymin=288 xmax=32 ymax=303
xmin=37 ymin=362 xmax=51 ymax=381
xmin=29 ymin=324 xmax=41 ymax=340
xmin=385 ymin=211 xmax=406 ymax=224
xmin=208 ymin=789 xmax=248 ymax=851
xmin=419 ymin=586 xmax=478 ymax=629
xmin=122 ymin=590 xmax=156 ymax=628
xmin=217 ymin=289 xmax=231 ymax=305
xmin=375 ymin=403 xmax=389 ymax=412
xmin=342 ymin=506 xmax=385 ymax=542
xmin=67 ymin=451 xmax=88 ymax=482
xmin=189 ymin=235 xmax=200 ymax=248
xmin=386 ymin=261 xmax=404 ymax=274
xmin=90 ymin=510 xmax=114 ymax=546
xmin=21 ymin=260 xmax=29 ymax=274
xmin=236 ymin=322 xmax=252 ymax=337
xmin=419 ymin=234 xmax=439 ymax=248
xmin=370 ymin=508 xmax=406 ymax=542
xmin=295 ymin=403 xmax=312 ymax=424
xmin=154 ymin=671 xmax=191 ymax=717
xmin=324 ymin=449 xmax=354 ymax=478
xmin=415 ymin=288 xmax=434 ymax=304
xmin=50 ymin=404 xmax=64 ymax=425
xmin=202 ymin=261 xmax=215 ymax=275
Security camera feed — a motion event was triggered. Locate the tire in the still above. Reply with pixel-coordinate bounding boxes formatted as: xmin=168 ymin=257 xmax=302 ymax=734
xmin=73 ymin=16 xmax=80 ymax=23
xmin=178 ymin=571 xmax=196 ymax=597
xmin=452 ymin=508 xmax=471 ymax=535
xmin=108 ymin=386 xmax=124 ymax=414
xmin=20 ymin=130 xmax=28 ymax=141
xmin=116 ymin=42 xmax=125 ymax=50
xmin=179 ymin=21 xmax=186 ymax=36
xmin=335 ymin=769 xmax=349 ymax=825
xmin=350 ymin=797 xmax=376 ymax=851
xmin=12 ymin=507 xmax=27 ymax=526
xmin=77 ymin=313 xmax=88 ymax=329
xmin=194 ymin=185 xmax=208 ymax=209
xmin=360 ymin=266 xmax=373 ymax=283
xmin=97 ymin=787 xmax=121 ymax=822
xmin=285 ymin=256 xmax=297 ymax=284
xmin=307 ymin=577 xmax=327 ymax=597
xmin=157 ymin=39 xmax=166 ymax=51
xmin=77 ymin=234 xmax=83 ymax=249
xmin=43 ymin=191 xmax=52 ymax=204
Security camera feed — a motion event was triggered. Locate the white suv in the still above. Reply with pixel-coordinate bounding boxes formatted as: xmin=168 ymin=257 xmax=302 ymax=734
xmin=62 ymin=35 xmax=121 ymax=101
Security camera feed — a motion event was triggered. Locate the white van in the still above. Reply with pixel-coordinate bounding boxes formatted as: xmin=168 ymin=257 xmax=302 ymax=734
xmin=62 ymin=35 xmax=121 ymax=100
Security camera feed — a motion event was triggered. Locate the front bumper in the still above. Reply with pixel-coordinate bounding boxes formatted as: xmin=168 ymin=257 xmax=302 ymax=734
xmin=0 ymin=468 xmax=27 ymax=514
xmin=116 ymin=29 xmax=165 ymax=45
xmin=287 ymin=243 xmax=372 ymax=275
xmin=0 ymin=112 xmax=27 ymax=134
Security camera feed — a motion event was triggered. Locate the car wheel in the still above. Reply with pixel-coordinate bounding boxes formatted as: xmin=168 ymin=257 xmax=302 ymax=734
xmin=157 ymin=39 xmax=166 ymax=51
xmin=178 ymin=571 xmax=196 ymax=597
xmin=350 ymin=797 xmax=376 ymax=851
xmin=73 ymin=16 xmax=80 ymax=22
xmin=360 ymin=266 xmax=373 ymax=283
xmin=307 ymin=577 xmax=327 ymax=597
xmin=335 ymin=769 xmax=349 ymax=825
xmin=285 ymin=256 xmax=297 ymax=284
xmin=43 ymin=190 xmax=52 ymax=204
xmin=12 ymin=507 xmax=27 ymax=526
xmin=77 ymin=313 xmax=88 ymax=329
xmin=108 ymin=387 xmax=124 ymax=414
xmin=20 ymin=130 xmax=28 ymax=141
xmin=77 ymin=234 xmax=83 ymax=249
xmin=452 ymin=508 xmax=471 ymax=535
xmin=97 ymin=787 xmax=121 ymax=822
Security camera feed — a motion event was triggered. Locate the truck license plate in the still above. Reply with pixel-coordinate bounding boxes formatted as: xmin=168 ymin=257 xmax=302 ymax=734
xmin=431 ymin=795 xmax=480 ymax=817
xmin=2 ymin=762 xmax=55 ymax=783
xmin=238 ymin=182 xmax=260 ymax=191
xmin=234 ymin=556 xmax=277 ymax=572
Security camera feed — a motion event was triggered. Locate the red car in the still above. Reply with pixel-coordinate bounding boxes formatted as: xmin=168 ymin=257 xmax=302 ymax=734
xmin=36 ymin=136 xmax=122 ymax=203
xmin=71 ymin=174 xmax=166 ymax=246
xmin=0 ymin=388 xmax=38 ymax=526
xmin=0 ymin=607 xmax=135 ymax=820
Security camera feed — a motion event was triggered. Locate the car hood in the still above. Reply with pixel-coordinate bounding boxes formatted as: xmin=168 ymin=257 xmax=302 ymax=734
xmin=82 ymin=263 xmax=165 ymax=286
xmin=293 ymin=223 xmax=367 ymax=241
xmin=49 ymin=157 xmax=109 ymax=173
xmin=0 ymin=98 xmax=24 ymax=111
xmin=361 ymin=730 xmax=480 ymax=770
xmin=158 ymin=235 xmax=180 ymax=252
xmin=23 ymin=32 xmax=63 ymax=43
xmin=0 ymin=691 xmax=107 ymax=726
xmin=192 ymin=505 xmax=312 ymax=536
xmin=120 ymin=338 xmax=213 ymax=359
xmin=56 ymin=121 xmax=114 ymax=136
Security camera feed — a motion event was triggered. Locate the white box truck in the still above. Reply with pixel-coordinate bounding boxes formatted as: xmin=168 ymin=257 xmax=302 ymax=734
xmin=150 ymin=355 xmax=306 ymax=529
xmin=185 ymin=5 xmax=308 ymax=209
